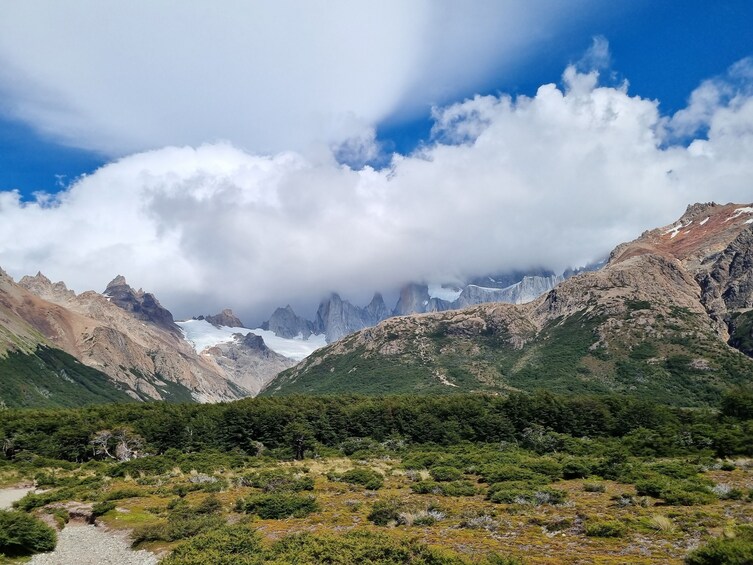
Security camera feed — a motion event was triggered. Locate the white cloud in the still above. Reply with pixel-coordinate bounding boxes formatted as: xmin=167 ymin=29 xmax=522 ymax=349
xmin=0 ymin=1 xmax=593 ymax=157
xmin=1 ymin=59 xmax=752 ymax=323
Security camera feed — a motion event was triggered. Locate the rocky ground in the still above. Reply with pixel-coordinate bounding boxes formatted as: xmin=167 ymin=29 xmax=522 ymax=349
xmin=28 ymin=524 xmax=157 ymax=565
xmin=1 ymin=486 xmax=158 ymax=565
xmin=0 ymin=486 xmax=33 ymax=509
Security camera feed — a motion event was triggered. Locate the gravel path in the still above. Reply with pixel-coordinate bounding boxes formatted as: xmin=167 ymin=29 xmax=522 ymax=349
xmin=0 ymin=486 xmax=33 ymax=509
xmin=29 ymin=524 xmax=158 ymax=565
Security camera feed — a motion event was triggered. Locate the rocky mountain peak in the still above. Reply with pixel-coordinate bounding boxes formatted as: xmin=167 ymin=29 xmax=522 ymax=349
xmin=19 ymin=271 xmax=75 ymax=302
xmin=261 ymin=304 xmax=314 ymax=339
xmin=203 ymin=308 xmax=245 ymax=328
xmin=102 ymin=275 xmax=179 ymax=335
xmin=105 ymin=275 xmax=128 ymax=292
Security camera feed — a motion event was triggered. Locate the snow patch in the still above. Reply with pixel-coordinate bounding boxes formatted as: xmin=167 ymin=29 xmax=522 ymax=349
xmin=428 ymin=284 xmax=463 ymax=302
xmin=725 ymin=207 xmax=753 ymax=222
xmin=699 ymin=217 xmax=709 ymax=226
xmin=176 ymin=319 xmax=325 ymax=361
xmin=664 ymin=221 xmax=690 ymax=238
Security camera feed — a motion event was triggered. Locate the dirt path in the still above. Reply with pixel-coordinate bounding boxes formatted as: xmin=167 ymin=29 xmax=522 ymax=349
xmin=28 ymin=524 xmax=158 ymax=565
xmin=0 ymin=486 xmax=158 ymax=564
xmin=0 ymin=485 xmax=33 ymax=509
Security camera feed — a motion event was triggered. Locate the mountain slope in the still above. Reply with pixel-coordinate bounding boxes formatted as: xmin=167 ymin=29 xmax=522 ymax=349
xmin=264 ymin=203 xmax=753 ymax=405
xmin=2 ymin=271 xmax=247 ymax=404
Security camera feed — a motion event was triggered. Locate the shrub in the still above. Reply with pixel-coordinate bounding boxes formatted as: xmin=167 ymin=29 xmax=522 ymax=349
xmin=329 ymin=468 xmax=384 ymax=490
xmin=101 ymin=488 xmax=143 ymax=501
xmin=161 ymin=524 xmax=262 ymax=565
xmin=661 ymin=489 xmax=715 ymax=506
xmin=429 ymin=466 xmax=463 ymax=482
xmin=685 ymin=531 xmax=753 ymax=564
xmin=241 ymin=470 xmax=313 ymax=493
xmin=0 ymin=510 xmax=57 ymax=556
xmin=649 ymin=461 xmax=700 ymax=480
xmin=562 ymin=458 xmax=593 ymax=480
xmin=396 ymin=508 xmax=446 ymax=526
xmin=92 ymin=500 xmax=116 ymax=517
xmin=523 ymin=459 xmax=563 ymax=480
xmin=238 ymin=494 xmax=319 ymax=519
xmin=439 ymin=481 xmax=478 ymax=497
xmin=585 ymin=520 xmax=627 ymax=538
xmin=367 ymin=499 xmax=402 ymax=526
xmin=583 ymin=482 xmax=606 ymax=493
xmin=132 ymin=496 xmax=225 ymax=545
xmin=712 ymin=484 xmax=744 ymax=500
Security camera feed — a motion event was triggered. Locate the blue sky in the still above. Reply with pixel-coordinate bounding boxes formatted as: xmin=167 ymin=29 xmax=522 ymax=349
xmin=2 ymin=1 xmax=752 ymax=197
xmin=0 ymin=1 xmax=752 ymax=319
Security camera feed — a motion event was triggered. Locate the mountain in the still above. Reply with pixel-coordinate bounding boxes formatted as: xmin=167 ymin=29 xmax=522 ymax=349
xmin=2 ymin=272 xmax=248 ymax=405
xmin=261 ymin=273 xmax=567 ymax=344
xmin=314 ymin=292 xmax=391 ymax=342
xmin=103 ymin=275 xmax=181 ymax=335
xmin=197 ymin=309 xmax=245 ymax=328
xmin=204 ymin=332 xmax=296 ymax=396
xmin=261 ymin=305 xmax=315 ymax=339
xmin=263 ymin=202 xmax=753 ymax=406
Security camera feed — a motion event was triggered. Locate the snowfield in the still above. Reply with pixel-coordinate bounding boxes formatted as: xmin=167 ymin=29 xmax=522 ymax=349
xmin=427 ymin=284 xmax=463 ymax=302
xmin=176 ymin=319 xmax=326 ymax=361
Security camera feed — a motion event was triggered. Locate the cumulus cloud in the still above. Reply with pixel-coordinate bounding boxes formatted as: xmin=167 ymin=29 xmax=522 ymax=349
xmin=0 ymin=1 xmax=593 ymax=157
xmin=1 ymin=59 xmax=752 ymax=323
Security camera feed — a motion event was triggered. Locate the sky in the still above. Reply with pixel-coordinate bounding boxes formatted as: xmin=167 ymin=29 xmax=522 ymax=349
xmin=0 ymin=1 xmax=752 ymax=323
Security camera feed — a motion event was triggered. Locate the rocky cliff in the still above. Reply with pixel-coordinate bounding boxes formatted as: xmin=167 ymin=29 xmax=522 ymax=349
xmin=261 ymin=305 xmax=315 ymax=339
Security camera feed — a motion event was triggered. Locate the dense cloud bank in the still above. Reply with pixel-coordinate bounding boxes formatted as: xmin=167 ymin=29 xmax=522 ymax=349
xmin=1 ymin=59 xmax=752 ymax=321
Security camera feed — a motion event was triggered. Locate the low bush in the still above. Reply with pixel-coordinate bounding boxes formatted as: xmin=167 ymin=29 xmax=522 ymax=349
xmin=367 ymin=499 xmax=402 ymax=526
xmin=92 ymin=500 xmax=116 ymax=517
xmin=585 ymin=520 xmax=627 ymax=538
xmin=132 ymin=496 xmax=225 ymax=545
xmin=685 ymin=528 xmax=753 ymax=564
xmin=479 ymin=465 xmax=547 ymax=485
xmin=429 ymin=466 xmax=463 ymax=482
xmin=562 ymin=458 xmax=593 ymax=479
xmin=329 ymin=468 xmax=383 ymax=490
xmin=0 ymin=510 xmax=57 ymax=556
xmin=583 ymin=482 xmax=606 ymax=493
xmin=101 ymin=487 xmax=144 ymax=501
xmin=237 ymin=493 xmax=318 ymax=519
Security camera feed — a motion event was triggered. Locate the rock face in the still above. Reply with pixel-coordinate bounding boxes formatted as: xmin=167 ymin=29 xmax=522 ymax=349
xmin=454 ymin=275 xmax=565 ymax=308
xmin=261 ymin=305 xmax=315 ymax=339
xmin=393 ymin=284 xmax=432 ymax=316
xmin=202 ymin=309 xmax=245 ymax=328
xmin=104 ymin=276 xmax=180 ymax=335
xmin=206 ymin=332 xmax=296 ymax=396
xmin=264 ymin=202 xmax=753 ymax=405
xmin=9 ymin=273 xmax=247 ymax=403
xmin=314 ymin=293 xmax=391 ymax=342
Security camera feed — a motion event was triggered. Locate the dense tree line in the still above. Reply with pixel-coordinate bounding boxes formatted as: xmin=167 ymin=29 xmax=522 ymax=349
xmin=1 ymin=390 xmax=752 ymax=463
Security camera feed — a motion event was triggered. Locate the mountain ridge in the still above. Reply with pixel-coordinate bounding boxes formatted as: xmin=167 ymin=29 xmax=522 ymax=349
xmin=263 ymin=202 xmax=753 ymax=405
